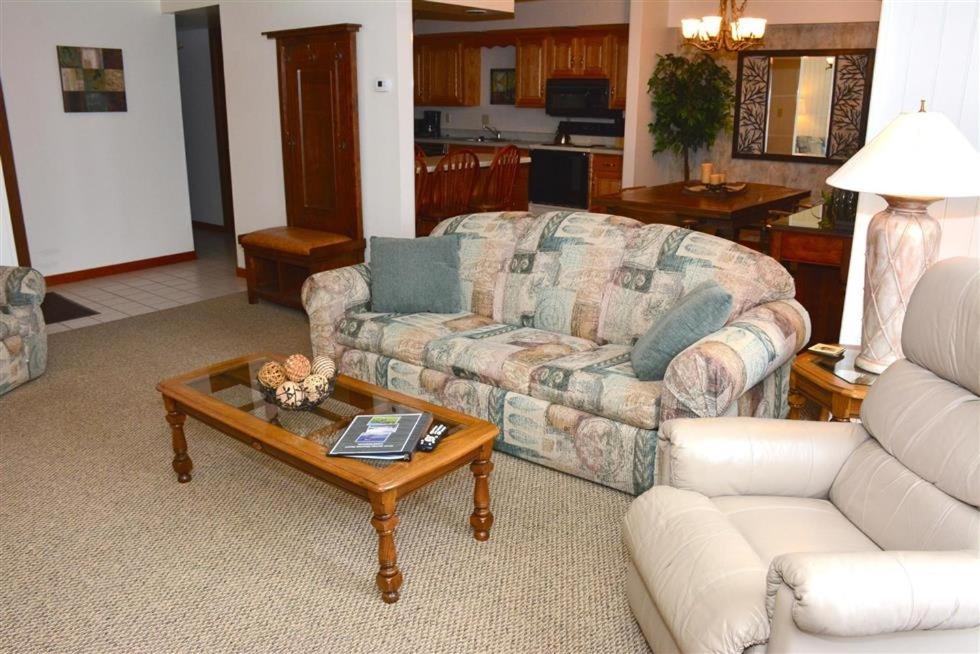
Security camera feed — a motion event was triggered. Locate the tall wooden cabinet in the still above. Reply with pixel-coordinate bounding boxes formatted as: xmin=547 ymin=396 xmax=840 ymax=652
xmin=240 ymin=24 xmax=365 ymax=309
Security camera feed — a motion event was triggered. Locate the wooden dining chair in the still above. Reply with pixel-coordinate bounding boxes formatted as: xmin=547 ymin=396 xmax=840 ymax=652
xmin=414 ymin=144 xmax=426 ymax=160
xmin=417 ymin=150 xmax=480 ymax=235
xmin=470 ymin=145 xmax=520 ymax=212
xmin=414 ymin=155 xmax=430 ymax=217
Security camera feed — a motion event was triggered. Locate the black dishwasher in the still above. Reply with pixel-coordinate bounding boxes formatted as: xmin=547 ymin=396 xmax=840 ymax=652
xmin=529 ymin=149 xmax=591 ymax=209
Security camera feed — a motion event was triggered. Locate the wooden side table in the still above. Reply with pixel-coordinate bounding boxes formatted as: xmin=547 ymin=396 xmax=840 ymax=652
xmin=789 ymin=347 xmax=878 ymax=421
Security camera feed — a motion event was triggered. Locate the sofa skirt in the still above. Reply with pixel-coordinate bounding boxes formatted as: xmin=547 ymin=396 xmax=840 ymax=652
xmin=336 ymin=345 xmax=659 ymax=495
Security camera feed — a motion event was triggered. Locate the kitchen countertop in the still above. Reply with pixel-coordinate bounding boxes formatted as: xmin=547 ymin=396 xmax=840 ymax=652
xmin=422 ymin=153 xmax=531 ymax=172
xmin=416 ymin=136 xmax=623 ymax=155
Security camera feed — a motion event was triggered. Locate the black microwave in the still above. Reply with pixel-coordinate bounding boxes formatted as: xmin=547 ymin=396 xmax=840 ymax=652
xmin=545 ymin=79 xmax=620 ymax=119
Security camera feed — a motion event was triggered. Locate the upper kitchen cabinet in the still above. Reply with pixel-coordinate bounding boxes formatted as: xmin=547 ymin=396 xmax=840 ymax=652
xmin=607 ymin=28 xmax=629 ymax=109
xmin=415 ymin=39 xmax=480 ymax=106
xmin=546 ymin=31 xmax=609 ymax=78
xmin=515 ymin=35 xmax=547 ymax=107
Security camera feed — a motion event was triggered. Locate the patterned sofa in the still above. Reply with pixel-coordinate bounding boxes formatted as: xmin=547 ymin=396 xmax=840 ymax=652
xmin=0 ymin=266 xmax=47 ymax=395
xmin=302 ymin=212 xmax=810 ymax=494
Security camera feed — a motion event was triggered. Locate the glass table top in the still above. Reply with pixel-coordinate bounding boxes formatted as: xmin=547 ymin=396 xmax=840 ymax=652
xmin=182 ymin=356 xmax=461 ymax=454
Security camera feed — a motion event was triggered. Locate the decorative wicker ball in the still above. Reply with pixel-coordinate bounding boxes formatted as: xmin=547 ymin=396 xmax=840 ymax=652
xmin=275 ymin=381 xmax=305 ymax=407
xmin=257 ymin=361 xmax=286 ymax=389
xmin=301 ymin=374 xmax=329 ymax=403
xmin=310 ymin=355 xmax=336 ymax=380
xmin=283 ymin=354 xmax=311 ymax=382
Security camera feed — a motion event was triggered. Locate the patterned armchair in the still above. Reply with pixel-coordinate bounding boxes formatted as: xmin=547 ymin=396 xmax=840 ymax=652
xmin=1 ymin=266 xmax=47 ymax=395
xmin=303 ymin=212 xmax=810 ymax=494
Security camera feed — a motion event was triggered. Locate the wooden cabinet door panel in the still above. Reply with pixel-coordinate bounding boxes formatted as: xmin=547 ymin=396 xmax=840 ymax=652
xmin=608 ymin=32 xmax=628 ymax=109
xmin=413 ymin=48 xmax=425 ymax=104
xmin=578 ymin=34 xmax=608 ymax=77
xmin=278 ymin=34 xmax=359 ymax=237
xmin=547 ymin=34 xmax=577 ymax=77
xmin=424 ymin=43 xmax=463 ymax=105
xmin=515 ymin=37 xmax=546 ymax=107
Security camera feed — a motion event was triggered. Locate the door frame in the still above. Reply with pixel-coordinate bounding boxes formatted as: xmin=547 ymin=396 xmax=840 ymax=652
xmin=206 ymin=5 xmax=235 ymax=233
xmin=0 ymin=77 xmax=31 ymax=266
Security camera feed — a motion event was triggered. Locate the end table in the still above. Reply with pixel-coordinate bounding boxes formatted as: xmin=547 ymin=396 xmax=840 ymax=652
xmin=789 ymin=346 xmax=877 ymax=421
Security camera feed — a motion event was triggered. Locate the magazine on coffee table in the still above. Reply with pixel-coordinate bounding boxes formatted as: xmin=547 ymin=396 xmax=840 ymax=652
xmin=328 ymin=413 xmax=431 ymax=461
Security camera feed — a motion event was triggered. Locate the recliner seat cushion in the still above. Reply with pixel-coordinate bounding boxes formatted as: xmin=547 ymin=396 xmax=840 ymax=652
xmin=712 ymin=496 xmax=880 ymax=566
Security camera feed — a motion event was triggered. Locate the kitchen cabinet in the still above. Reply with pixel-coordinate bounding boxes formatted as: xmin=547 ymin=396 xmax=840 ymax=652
xmin=515 ymin=36 xmax=547 ymax=107
xmin=415 ymin=40 xmax=480 ymax=106
xmin=589 ymin=153 xmax=623 ymax=209
xmin=546 ymin=32 xmax=609 ymax=78
xmin=607 ymin=30 xmax=629 ymax=109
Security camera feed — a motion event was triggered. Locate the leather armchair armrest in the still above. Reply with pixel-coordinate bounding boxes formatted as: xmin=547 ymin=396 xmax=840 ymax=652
xmin=0 ymin=266 xmax=45 ymax=306
xmin=661 ymin=299 xmax=810 ymax=420
xmin=766 ymin=551 xmax=980 ymax=637
xmin=658 ymin=417 xmax=868 ymax=498
xmin=301 ymin=264 xmax=371 ymax=358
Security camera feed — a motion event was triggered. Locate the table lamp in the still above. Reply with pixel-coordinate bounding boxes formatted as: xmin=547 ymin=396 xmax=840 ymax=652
xmin=826 ymin=102 xmax=980 ymax=373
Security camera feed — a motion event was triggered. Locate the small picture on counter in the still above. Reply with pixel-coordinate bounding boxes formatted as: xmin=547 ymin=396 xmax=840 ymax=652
xmin=490 ymin=68 xmax=515 ymax=105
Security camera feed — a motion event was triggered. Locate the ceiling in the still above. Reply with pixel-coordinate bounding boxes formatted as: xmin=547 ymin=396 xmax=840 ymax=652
xmin=413 ymin=0 xmax=533 ymax=22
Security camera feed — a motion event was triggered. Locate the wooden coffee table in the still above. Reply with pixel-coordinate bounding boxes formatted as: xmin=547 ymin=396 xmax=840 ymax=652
xmin=156 ymin=352 xmax=498 ymax=603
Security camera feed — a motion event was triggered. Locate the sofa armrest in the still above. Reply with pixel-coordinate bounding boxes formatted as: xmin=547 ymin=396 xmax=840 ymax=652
xmin=766 ymin=551 xmax=980 ymax=637
xmin=661 ymin=298 xmax=810 ymax=420
xmin=0 ymin=266 xmax=46 ymax=307
xmin=658 ymin=417 xmax=868 ymax=498
xmin=301 ymin=264 xmax=371 ymax=358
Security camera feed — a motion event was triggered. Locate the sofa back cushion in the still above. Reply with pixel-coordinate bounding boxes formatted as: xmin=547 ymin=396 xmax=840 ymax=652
xmin=597 ymin=224 xmax=796 ymax=345
xmin=496 ymin=211 xmax=641 ymax=341
xmin=430 ymin=212 xmax=535 ymax=318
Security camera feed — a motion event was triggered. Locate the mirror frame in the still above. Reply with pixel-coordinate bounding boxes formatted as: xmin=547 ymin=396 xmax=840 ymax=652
xmin=731 ymin=48 xmax=876 ymax=164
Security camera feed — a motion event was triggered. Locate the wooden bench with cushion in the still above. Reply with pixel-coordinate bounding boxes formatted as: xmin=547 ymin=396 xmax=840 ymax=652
xmin=238 ymin=227 xmax=365 ymax=309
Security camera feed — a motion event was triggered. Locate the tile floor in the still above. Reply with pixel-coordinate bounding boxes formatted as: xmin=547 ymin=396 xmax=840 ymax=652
xmin=45 ymin=228 xmax=247 ymax=333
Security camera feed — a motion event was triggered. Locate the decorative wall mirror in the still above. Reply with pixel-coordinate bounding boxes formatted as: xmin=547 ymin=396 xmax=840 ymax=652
xmin=732 ymin=49 xmax=875 ymax=164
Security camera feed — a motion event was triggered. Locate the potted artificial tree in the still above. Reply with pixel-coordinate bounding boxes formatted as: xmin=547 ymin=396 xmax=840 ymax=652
xmin=647 ymin=54 xmax=734 ymax=181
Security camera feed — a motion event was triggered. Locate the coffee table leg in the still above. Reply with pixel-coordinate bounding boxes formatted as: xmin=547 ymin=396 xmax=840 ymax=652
xmin=469 ymin=442 xmax=494 ymax=541
xmin=369 ymin=492 xmax=403 ymax=604
xmin=163 ymin=396 xmax=193 ymax=483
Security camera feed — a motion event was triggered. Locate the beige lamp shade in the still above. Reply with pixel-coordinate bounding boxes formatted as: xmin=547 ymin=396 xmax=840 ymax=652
xmin=826 ymin=109 xmax=980 ymax=199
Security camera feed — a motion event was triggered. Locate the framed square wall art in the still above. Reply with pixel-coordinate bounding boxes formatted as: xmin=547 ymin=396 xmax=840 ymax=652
xmin=490 ymin=68 xmax=515 ymax=105
xmin=57 ymin=45 xmax=127 ymax=112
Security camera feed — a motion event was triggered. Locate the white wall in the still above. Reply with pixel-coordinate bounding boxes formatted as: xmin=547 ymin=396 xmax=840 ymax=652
xmin=839 ymin=0 xmax=980 ymax=345
xmin=622 ymin=0 xmax=671 ymax=187
xmin=0 ymin=1 xmax=193 ymax=277
xmin=176 ymin=25 xmax=223 ymax=226
xmin=162 ymin=0 xmax=416 ymax=263
xmin=0 ymin=160 xmax=17 ymax=267
xmin=414 ymin=0 xmax=629 ymax=33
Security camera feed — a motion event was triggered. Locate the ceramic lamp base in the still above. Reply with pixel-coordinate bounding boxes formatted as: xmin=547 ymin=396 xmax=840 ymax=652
xmin=856 ymin=196 xmax=941 ymax=374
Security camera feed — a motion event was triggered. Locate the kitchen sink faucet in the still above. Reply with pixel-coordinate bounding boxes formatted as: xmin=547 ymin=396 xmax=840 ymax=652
xmin=483 ymin=124 xmax=502 ymax=141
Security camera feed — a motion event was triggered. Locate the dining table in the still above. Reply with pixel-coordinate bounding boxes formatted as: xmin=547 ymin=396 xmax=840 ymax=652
xmin=592 ymin=181 xmax=810 ymax=241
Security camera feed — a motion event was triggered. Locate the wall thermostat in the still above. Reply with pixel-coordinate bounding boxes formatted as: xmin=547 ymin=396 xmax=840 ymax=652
xmin=373 ymin=78 xmax=392 ymax=92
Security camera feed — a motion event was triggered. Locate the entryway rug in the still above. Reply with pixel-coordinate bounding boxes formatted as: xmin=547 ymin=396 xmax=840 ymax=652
xmin=40 ymin=292 xmax=98 ymax=324
xmin=0 ymin=293 xmax=649 ymax=654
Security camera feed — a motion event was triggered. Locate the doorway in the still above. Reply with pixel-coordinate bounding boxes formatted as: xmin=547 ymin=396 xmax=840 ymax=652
xmin=174 ymin=5 xmax=235 ymax=265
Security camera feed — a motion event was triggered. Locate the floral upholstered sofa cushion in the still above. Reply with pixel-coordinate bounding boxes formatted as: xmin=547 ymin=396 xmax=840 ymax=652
xmin=0 ymin=266 xmax=47 ymax=395
xmin=303 ymin=212 xmax=810 ymax=494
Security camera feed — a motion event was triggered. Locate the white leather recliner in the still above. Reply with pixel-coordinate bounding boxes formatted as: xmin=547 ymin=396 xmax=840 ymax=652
xmin=623 ymin=257 xmax=980 ymax=654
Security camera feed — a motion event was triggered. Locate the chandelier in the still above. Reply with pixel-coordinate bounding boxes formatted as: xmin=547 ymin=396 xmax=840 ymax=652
xmin=682 ymin=0 xmax=766 ymax=52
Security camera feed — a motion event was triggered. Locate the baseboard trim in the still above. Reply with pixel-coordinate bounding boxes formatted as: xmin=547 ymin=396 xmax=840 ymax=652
xmin=192 ymin=220 xmax=229 ymax=232
xmin=235 ymin=266 xmax=246 ymax=278
xmin=45 ymin=251 xmax=198 ymax=286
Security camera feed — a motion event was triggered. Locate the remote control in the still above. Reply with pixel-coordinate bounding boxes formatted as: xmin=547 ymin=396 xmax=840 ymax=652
xmin=417 ymin=423 xmax=448 ymax=452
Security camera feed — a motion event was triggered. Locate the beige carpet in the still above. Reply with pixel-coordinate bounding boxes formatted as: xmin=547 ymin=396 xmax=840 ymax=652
xmin=0 ymin=293 xmax=649 ymax=653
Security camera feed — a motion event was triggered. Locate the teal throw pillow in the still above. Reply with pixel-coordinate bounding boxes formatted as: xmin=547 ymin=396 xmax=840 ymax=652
xmin=370 ymin=235 xmax=462 ymax=314
xmin=631 ymin=282 xmax=733 ymax=381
